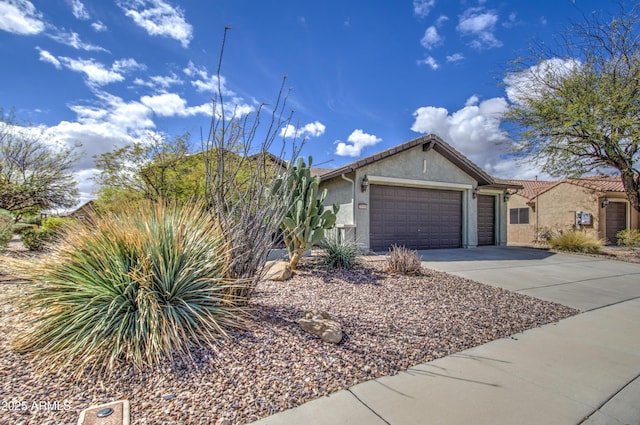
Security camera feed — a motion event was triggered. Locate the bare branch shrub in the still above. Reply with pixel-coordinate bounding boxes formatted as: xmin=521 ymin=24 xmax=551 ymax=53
xmin=203 ymin=28 xmax=303 ymax=297
xmin=386 ymin=245 xmax=423 ymax=275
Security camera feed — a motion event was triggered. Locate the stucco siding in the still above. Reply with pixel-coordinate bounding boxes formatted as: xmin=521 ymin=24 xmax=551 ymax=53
xmin=508 ymin=182 xmax=616 ymax=244
xmin=320 ymin=145 xmax=485 ymax=250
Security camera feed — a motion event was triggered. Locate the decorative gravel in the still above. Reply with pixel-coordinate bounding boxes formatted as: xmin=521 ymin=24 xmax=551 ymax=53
xmin=0 ymin=259 xmax=578 ymax=425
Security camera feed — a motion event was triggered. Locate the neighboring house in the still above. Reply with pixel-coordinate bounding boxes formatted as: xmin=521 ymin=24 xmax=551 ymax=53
xmin=66 ymin=200 xmax=96 ymax=221
xmin=504 ymin=176 xmax=640 ymax=245
xmin=317 ymin=135 xmax=519 ymax=251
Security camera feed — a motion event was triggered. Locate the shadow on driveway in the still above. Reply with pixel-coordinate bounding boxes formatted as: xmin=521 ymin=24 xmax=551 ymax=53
xmin=417 ymin=245 xmax=556 ymax=262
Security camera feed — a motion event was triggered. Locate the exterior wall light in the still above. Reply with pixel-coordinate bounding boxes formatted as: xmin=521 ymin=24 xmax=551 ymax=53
xmin=601 ymin=197 xmax=609 ymax=208
xmin=472 ymin=187 xmax=479 ymax=199
xmin=503 ymin=192 xmax=512 ymax=202
xmin=360 ymin=175 xmax=369 ymax=192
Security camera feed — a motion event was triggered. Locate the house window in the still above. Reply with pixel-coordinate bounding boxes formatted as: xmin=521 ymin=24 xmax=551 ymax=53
xmin=510 ymin=208 xmax=530 ymax=224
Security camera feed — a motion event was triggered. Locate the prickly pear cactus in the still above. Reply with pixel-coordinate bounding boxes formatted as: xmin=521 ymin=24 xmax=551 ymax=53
xmin=276 ymin=156 xmax=339 ymax=270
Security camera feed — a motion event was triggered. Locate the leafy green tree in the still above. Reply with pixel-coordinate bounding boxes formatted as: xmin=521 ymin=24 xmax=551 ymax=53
xmin=93 ymin=132 xmax=204 ymax=208
xmin=0 ymin=109 xmax=80 ymax=220
xmin=504 ymin=3 xmax=640 ymax=211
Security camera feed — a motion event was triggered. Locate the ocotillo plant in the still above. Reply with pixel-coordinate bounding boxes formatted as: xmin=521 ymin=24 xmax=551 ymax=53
xmin=276 ymin=156 xmax=339 ymax=270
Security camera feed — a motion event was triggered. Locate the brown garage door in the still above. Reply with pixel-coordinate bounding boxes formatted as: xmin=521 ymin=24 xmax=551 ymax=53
xmin=369 ymin=184 xmax=462 ymax=251
xmin=605 ymin=202 xmax=627 ymax=245
xmin=477 ymin=194 xmax=495 ymax=246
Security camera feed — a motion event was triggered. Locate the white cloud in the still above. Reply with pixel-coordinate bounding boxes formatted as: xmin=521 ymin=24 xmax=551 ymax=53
xmin=140 ymin=92 xmax=211 ymax=118
xmin=112 ymin=58 xmax=146 ymax=73
xmin=413 ymin=0 xmax=436 ymax=18
xmin=42 ymin=55 xmax=145 ymax=87
xmin=420 ymin=26 xmax=443 ymax=50
xmin=0 ymin=0 xmax=45 ymax=35
xmin=140 ymin=93 xmax=187 ymax=116
xmin=335 ymin=129 xmax=382 ymax=157
xmin=504 ymin=58 xmax=580 ymax=105
xmin=68 ymin=0 xmax=89 ymax=20
xmin=417 ymin=56 xmax=439 ymax=70
xmin=184 ymin=62 xmax=233 ymax=95
xmin=91 ymin=21 xmax=107 ymax=32
xmin=134 ymin=72 xmax=183 ymax=91
xmin=446 ymin=53 xmax=465 ymax=63
xmin=457 ymin=7 xmax=502 ymax=50
xmin=58 ymin=57 xmax=125 ymax=86
xmin=49 ymin=30 xmax=108 ymax=52
xmin=118 ymin=0 xmax=193 ymax=48
xmin=411 ymin=97 xmax=517 ymax=176
xmin=280 ymin=121 xmax=326 ymax=139
xmin=37 ymin=47 xmax=61 ymax=69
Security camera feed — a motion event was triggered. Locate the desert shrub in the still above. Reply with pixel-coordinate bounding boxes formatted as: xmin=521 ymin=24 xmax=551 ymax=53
xmin=535 ymin=227 xmax=555 ymax=243
xmin=20 ymin=217 xmax=76 ymax=251
xmin=616 ymin=229 xmax=640 ymax=247
xmin=549 ymin=230 xmax=603 ymax=253
xmin=386 ymin=245 xmax=423 ymax=275
xmin=41 ymin=216 xmax=72 ymax=231
xmin=12 ymin=222 xmax=36 ymax=235
xmin=20 ymin=228 xmax=55 ymax=251
xmin=0 ymin=213 xmax=12 ymax=250
xmin=319 ymin=236 xmax=361 ymax=269
xmin=14 ymin=201 xmax=247 ymax=376
xmin=22 ymin=216 xmax=42 ymax=226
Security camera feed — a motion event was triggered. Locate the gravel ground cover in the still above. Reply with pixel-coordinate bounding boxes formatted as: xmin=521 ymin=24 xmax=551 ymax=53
xmin=0 ymin=255 xmax=578 ymax=425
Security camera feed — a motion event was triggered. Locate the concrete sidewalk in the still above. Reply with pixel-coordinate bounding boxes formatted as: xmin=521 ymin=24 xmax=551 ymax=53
xmin=250 ymin=248 xmax=640 ymax=425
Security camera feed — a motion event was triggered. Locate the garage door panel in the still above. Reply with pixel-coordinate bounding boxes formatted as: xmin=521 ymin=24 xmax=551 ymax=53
xmin=370 ymin=184 xmax=462 ymax=251
xmin=477 ymin=194 xmax=495 ymax=246
xmin=605 ymin=202 xmax=627 ymax=245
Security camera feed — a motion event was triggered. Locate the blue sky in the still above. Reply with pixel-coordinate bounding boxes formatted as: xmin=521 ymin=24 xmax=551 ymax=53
xmin=0 ymin=0 xmax=622 ymax=203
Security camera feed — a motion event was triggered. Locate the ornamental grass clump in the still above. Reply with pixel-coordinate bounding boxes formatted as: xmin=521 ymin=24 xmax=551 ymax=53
xmin=13 ymin=201 xmax=247 ymax=376
xmin=386 ymin=244 xmax=423 ymax=275
xmin=549 ymin=230 xmax=603 ymax=253
xmin=319 ymin=236 xmax=361 ymax=269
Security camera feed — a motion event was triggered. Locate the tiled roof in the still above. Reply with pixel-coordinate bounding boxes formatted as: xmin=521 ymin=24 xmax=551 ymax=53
xmin=505 ymin=176 xmax=626 ymax=200
xmin=502 ymin=179 xmax=560 ymax=200
xmin=566 ymin=176 xmax=626 ymax=192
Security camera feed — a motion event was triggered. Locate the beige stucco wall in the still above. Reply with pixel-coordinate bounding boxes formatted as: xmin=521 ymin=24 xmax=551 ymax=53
xmin=320 ymin=144 xmax=498 ymax=250
xmin=506 ymin=182 xmax=638 ymax=244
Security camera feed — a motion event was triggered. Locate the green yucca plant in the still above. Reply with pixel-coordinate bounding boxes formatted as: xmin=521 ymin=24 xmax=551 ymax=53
xmin=13 ymin=201 xmax=247 ymax=377
xmin=549 ymin=230 xmax=603 ymax=253
xmin=319 ymin=236 xmax=361 ymax=269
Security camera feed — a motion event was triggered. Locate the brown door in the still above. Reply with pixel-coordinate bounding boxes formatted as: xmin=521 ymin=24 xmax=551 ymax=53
xmin=605 ymin=202 xmax=627 ymax=245
xmin=477 ymin=195 xmax=495 ymax=246
xmin=369 ymin=184 xmax=462 ymax=251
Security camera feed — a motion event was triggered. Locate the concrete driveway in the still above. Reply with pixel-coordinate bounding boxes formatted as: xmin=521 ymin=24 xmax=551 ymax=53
xmin=419 ymin=246 xmax=640 ymax=311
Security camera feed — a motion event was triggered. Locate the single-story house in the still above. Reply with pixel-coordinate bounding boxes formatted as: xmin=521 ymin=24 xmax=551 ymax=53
xmin=504 ymin=176 xmax=640 ymax=245
xmin=316 ymin=135 xmax=519 ymax=252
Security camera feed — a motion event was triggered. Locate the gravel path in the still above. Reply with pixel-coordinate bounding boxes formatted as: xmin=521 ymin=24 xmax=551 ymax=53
xmin=0 ymin=259 xmax=578 ymax=425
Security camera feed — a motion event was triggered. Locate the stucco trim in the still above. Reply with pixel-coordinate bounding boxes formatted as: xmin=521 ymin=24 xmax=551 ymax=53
xmin=366 ymin=175 xmax=473 ymax=191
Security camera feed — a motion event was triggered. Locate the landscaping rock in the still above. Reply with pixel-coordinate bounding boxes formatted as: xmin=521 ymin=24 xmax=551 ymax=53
xmin=298 ymin=310 xmax=343 ymax=343
xmin=263 ymin=260 xmax=293 ymax=281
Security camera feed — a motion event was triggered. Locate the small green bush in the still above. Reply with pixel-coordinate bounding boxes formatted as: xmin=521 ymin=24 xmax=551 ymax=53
xmin=319 ymin=236 xmax=361 ymax=269
xmin=386 ymin=245 xmax=423 ymax=275
xmin=549 ymin=230 xmax=603 ymax=253
xmin=22 ymin=216 xmax=42 ymax=226
xmin=41 ymin=216 xmax=70 ymax=231
xmin=15 ymin=201 xmax=247 ymax=376
xmin=12 ymin=222 xmax=36 ymax=235
xmin=20 ymin=228 xmax=55 ymax=251
xmin=0 ymin=214 xmax=13 ymax=251
xmin=616 ymin=229 xmax=640 ymax=247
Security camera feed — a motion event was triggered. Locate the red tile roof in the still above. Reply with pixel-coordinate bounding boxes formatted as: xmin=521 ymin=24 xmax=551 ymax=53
xmin=505 ymin=176 xmax=626 ymax=200
xmin=566 ymin=176 xmax=626 ymax=192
